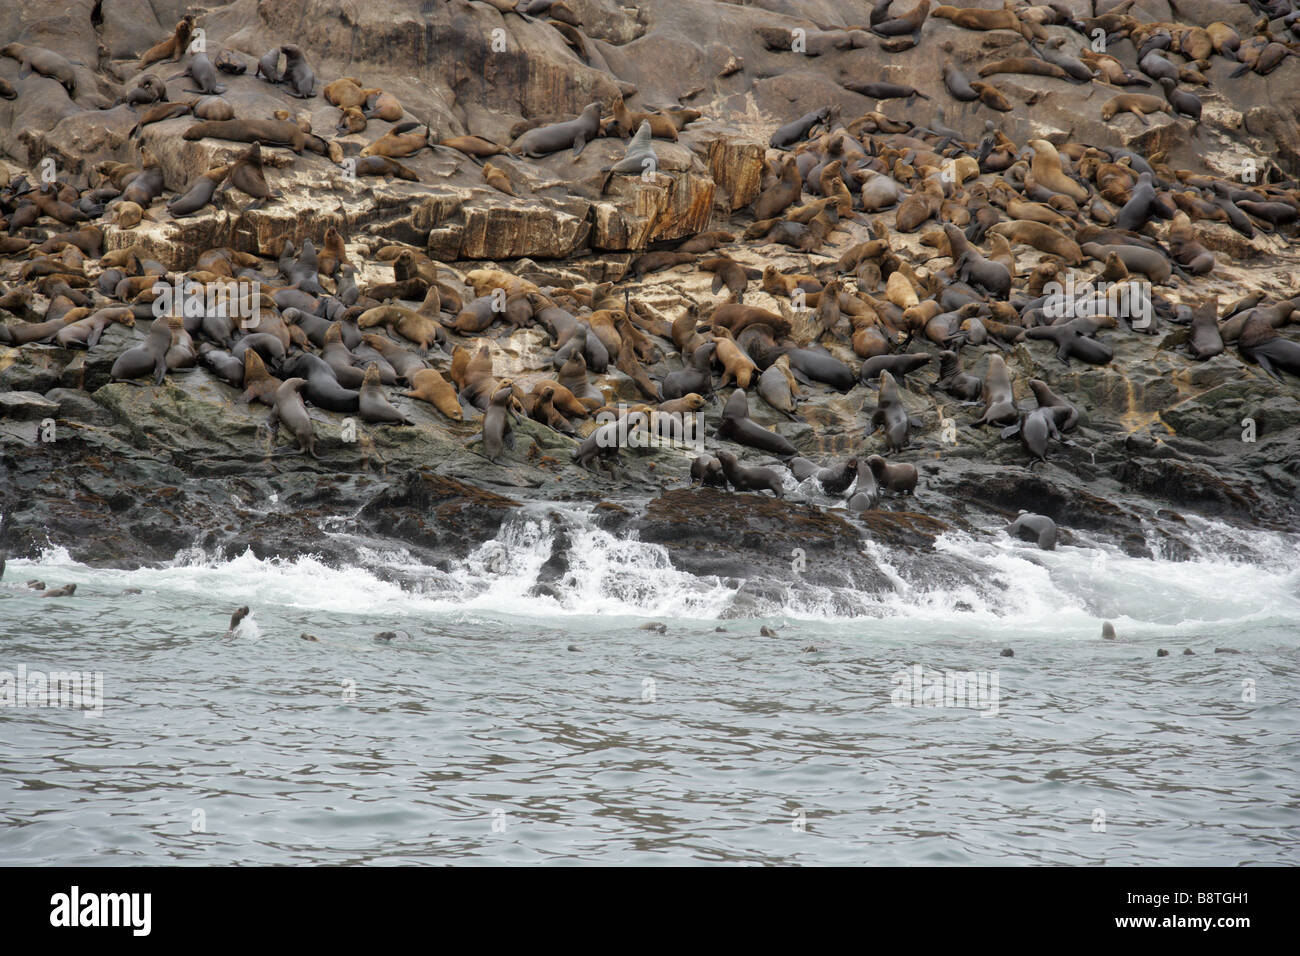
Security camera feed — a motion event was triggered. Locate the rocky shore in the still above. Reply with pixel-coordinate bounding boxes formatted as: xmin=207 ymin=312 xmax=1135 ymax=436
xmin=2 ymin=0 xmax=1299 ymax=604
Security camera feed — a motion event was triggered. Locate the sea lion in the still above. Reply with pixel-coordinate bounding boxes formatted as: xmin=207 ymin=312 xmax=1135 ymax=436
xmin=1100 ymin=93 xmax=1172 ymax=125
xmin=934 ymin=349 xmax=981 ymax=401
xmin=55 ymin=307 xmax=134 ymax=349
xmin=168 ymin=165 xmax=229 ymax=218
xmin=974 ymin=354 xmax=1017 ymax=426
xmin=363 ymin=90 xmax=403 ymax=122
xmin=1186 ymin=298 xmax=1224 ymax=360
xmin=1007 ymin=512 xmax=1057 ymax=550
xmin=716 ymin=388 xmax=798 ymax=457
xmin=184 ymin=118 xmax=325 ymax=155
xmin=716 ymin=450 xmax=785 ymax=498
xmin=279 ymin=354 xmax=360 ymax=412
xmin=757 ymin=353 xmax=800 ymax=418
xmin=943 ymin=63 xmax=979 ymax=101
xmin=353 ymin=155 xmax=419 ymax=180
xmin=174 ymin=52 xmax=226 ymax=95
xmin=481 ymin=380 xmax=515 ymax=462
xmin=270 ymin=378 xmax=318 ymax=457
xmin=990 ymin=220 xmax=1082 ymax=265
xmin=280 ymin=44 xmax=317 ymax=98
xmin=1238 ymin=315 xmax=1300 ymax=381
xmin=969 ymin=82 xmax=1013 ymax=112
xmin=337 ymin=106 xmax=367 ymax=133
xmin=873 ymin=0 xmax=930 ymax=38
xmin=610 ymin=96 xmax=678 ymax=140
xmin=361 ymin=122 xmax=431 ymax=158
xmin=1025 ymin=319 xmax=1114 ymax=365
xmin=482 ymin=160 xmax=515 ymax=196
xmin=1028 ymin=379 xmax=1077 ymax=432
xmin=237 ymin=350 xmax=281 ymax=405
xmin=691 ymin=455 xmax=727 ymax=488
xmin=511 ymin=103 xmax=603 ymax=157
xmin=439 ymin=135 xmax=509 ymax=158
xmin=358 ymin=363 xmax=413 ymax=425
xmin=868 ymin=370 xmax=913 ymax=451
xmin=139 ymin=16 xmax=194 ymax=67
xmin=866 ymin=454 xmax=917 ymax=494
xmin=791 ymin=457 xmax=859 ymax=496
xmin=752 ymin=157 xmax=802 ymax=220
xmin=357 ymin=304 xmax=444 ymax=350
xmin=255 ymin=49 xmax=282 ymax=83
xmin=600 ymin=120 xmax=658 ymax=193
xmin=860 ymin=352 xmax=932 ymax=388
xmin=110 ymin=315 xmax=179 ymax=384
xmin=399 ymin=369 xmax=461 ymax=419
xmin=712 ymin=331 xmax=758 ymax=388
xmin=1001 ymin=405 xmax=1066 ymax=464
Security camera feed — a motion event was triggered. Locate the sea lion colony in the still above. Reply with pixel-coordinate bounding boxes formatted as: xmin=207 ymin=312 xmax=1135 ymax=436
xmin=1 ymin=2 xmax=1299 ymax=528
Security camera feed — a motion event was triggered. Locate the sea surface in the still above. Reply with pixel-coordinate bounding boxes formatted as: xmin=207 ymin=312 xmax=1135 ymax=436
xmin=2 ymin=509 xmax=1298 ymax=865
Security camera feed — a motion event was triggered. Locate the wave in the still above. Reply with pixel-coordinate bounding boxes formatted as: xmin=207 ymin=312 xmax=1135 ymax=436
xmin=9 ymin=507 xmax=1300 ymax=630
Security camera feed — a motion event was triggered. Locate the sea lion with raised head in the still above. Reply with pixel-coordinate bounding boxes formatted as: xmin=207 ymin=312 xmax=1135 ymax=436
xmin=280 ymin=44 xmax=317 ymax=98
xmin=716 ymin=450 xmax=785 ymax=497
xmin=974 ymin=354 xmax=1018 ymax=426
xmin=868 ymin=370 xmax=913 ymax=451
xmin=270 ymin=378 xmax=318 ymax=457
xmin=358 ymin=363 xmax=413 ymax=425
xmin=716 ymin=388 xmax=798 ymax=457
xmin=1007 ymin=512 xmax=1057 ymax=550
xmin=866 ymin=454 xmax=917 ymax=494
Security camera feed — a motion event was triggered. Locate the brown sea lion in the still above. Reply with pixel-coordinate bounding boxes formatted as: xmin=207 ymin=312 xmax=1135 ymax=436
xmin=139 ymin=16 xmax=194 ymax=67
xmin=403 ymin=368 xmax=463 ymax=420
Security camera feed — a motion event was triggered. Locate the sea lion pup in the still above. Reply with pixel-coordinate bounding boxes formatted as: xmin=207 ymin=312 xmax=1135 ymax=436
xmin=973 ymin=354 xmax=1018 ymax=427
xmin=511 ymin=102 xmax=603 ymax=157
xmin=676 ymin=227 xmax=732 ymax=253
xmin=868 ymin=370 xmax=915 ymax=451
xmin=690 ymin=454 xmax=727 ymax=487
xmin=1238 ymin=315 xmax=1300 ymax=381
xmin=139 ymin=15 xmax=194 ymax=67
xmin=716 ymin=388 xmax=798 ymax=457
xmin=481 ymin=160 xmax=515 ymax=196
xmin=317 ymin=227 xmax=349 ymax=277
xmin=255 ymin=48 xmax=282 ymax=83
xmin=1186 ymin=298 xmax=1224 ymax=361
xmin=1100 ymin=93 xmax=1172 ymax=125
xmin=1080 ymin=242 xmax=1170 ymax=284
xmin=873 ymin=0 xmax=931 ymax=37
xmin=110 ymin=314 xmax=179 ymax=384
xmin=279 ymin=44 xmax=317 ymax=98
xmin=358 ymin=363 xmax=413 ymax=425
xmin=357 ymin=304 xmax=444 ymax=350
xmin=866 ymin=454 xmax=917 ymax=495
xmin=527 ymin=384 xmax=576 ymax=435
xmin=716 ymin=450 xmax=785 ymax=498
xmin=751 ymin=157 xmax=802 ymax=219
xmin=361 ymin=122 xmax=432 ymax=158
xmin=403 ymin=368 xmax=462 ymax=420
xmin=1007 ymin=512 xmax=1057 ymax=550
xmin=337 ymin=106 xmax=367 ymax=133
xmin=610 ymin=96 xmax=678 ymax=140
xmin=710 ymin=302 xmax=792 ymax=338
xmin=1027 ymin=139 xmax=1089 ymax=204
xmin=758 ymin=353 xmax=800 ymax=418
xmin=600 ymin=120 xmax=658 ymax=193
xmin=269 ymin=378 xmax=318 ymax=457
xmin=167 ymin=165 xmax=229 ymax=218
xmin=439 ymin=135 xmax=509 ymax=158
xmin=481 ymin=380 xmax=516 ymax=462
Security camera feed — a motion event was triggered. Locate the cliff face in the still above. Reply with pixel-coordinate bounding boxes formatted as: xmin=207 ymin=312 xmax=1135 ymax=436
xmin=1 ymin=0 xmax=1298 ymax=598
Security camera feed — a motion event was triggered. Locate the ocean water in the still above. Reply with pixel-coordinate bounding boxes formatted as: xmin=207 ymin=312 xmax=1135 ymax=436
xmin=1 ymin=510 xmax=1297 ymax=865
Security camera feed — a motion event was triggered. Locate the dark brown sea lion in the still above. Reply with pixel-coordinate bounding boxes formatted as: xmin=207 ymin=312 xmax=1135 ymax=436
xmin=280 ymin=44 xmax=317 ymax=98
xmin=511 ymin=103 xmax=603 ymax=157
xmin=716 ymin=389 xmax=797 ymax=457
xmin=715 ymin=450 xmax=785 ymax=497
xmin=270 ymin=378 xmax=318 ymax=457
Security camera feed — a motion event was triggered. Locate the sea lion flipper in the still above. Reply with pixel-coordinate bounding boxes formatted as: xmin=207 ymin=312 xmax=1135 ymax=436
xmin=1000 ymin=423 xmax=1021 ymax=439
xmin=572 ymin=133 xmax=588 ymax=158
